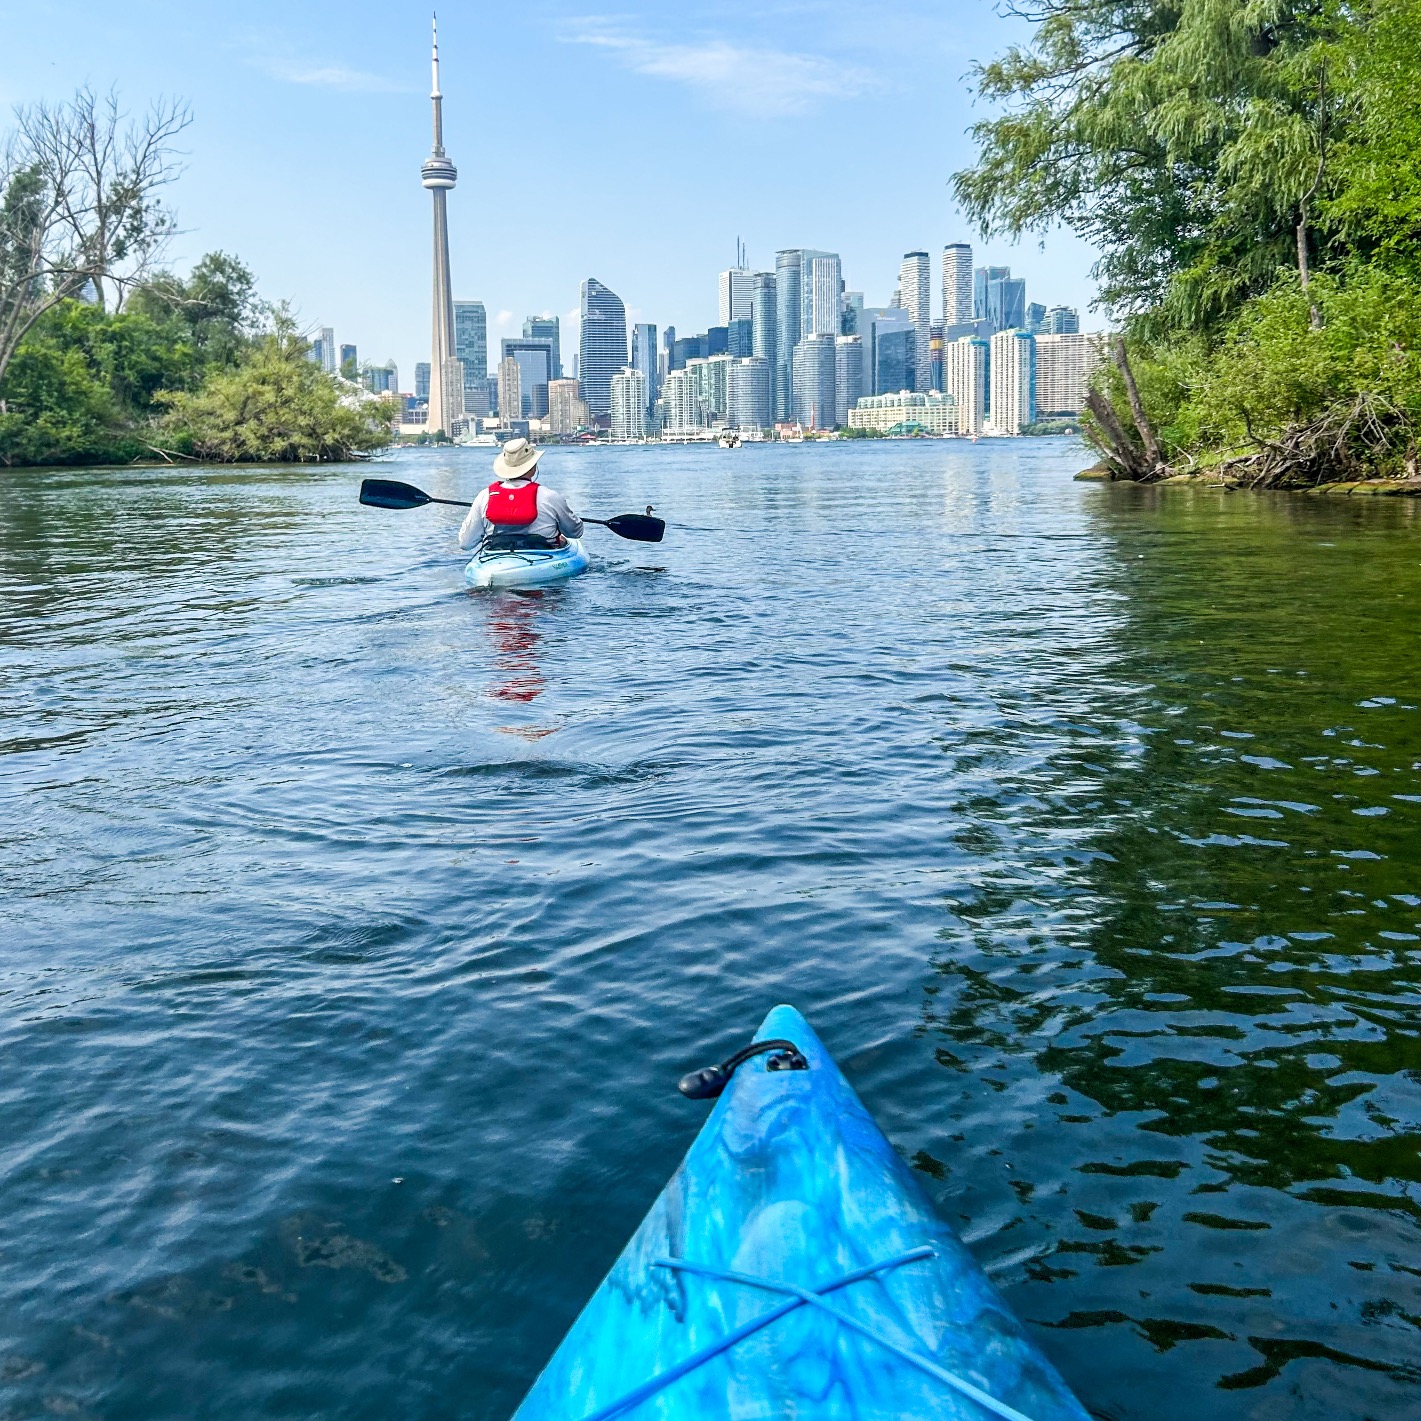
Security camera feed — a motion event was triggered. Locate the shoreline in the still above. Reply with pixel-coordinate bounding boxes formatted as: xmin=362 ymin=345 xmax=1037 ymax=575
xmin=1075 ymin=464 xmax=1421 ymax=497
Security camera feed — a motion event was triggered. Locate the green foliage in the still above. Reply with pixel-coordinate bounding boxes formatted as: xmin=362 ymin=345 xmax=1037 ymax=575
xmin=156 ymin=310 xmax=393 ymax=463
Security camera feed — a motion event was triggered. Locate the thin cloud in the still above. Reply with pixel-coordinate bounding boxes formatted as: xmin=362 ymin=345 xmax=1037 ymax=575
xmin=257 ymin=58 xmax=405 ymax=93
xmin=565 ymin=21 xmax=873 ymax=116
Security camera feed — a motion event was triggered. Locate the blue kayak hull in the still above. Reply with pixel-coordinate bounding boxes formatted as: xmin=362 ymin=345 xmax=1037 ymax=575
xmin=511 ymin=1005 xmax=1091 ymax=1420
xmin=464 ymin=539 xmax=589 ymax=590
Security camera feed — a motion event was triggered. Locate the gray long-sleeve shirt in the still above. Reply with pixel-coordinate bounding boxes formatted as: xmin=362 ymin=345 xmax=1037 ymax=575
xmin=457 ymin=478 xmax=584 ymax=548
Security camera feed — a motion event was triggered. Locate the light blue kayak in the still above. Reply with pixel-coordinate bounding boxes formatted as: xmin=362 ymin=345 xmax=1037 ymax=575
xmin=511 ymin=1005 xmax=1092 ymax=1421
xmin=464 ymin=538 xmax=589 ymax=590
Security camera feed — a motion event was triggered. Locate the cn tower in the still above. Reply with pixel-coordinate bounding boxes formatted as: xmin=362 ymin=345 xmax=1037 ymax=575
xmin=421 ymin=14 xmax=458 ymax=436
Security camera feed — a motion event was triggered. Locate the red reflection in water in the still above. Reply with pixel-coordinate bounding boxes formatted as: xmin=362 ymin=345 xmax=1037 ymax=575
xmin=486 ymin=591 xmax=547 ymax=704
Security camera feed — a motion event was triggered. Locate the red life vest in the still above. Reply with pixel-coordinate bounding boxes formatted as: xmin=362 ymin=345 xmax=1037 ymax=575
xmin=486 ymin=480 xmax=540 ymax=527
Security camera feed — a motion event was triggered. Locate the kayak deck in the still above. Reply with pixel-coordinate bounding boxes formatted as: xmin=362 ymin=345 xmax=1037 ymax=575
xmin=464 ymin=538 xmax=589 ymax=590
xmin=511 ymin=1005 xmax=1091 ymax=1420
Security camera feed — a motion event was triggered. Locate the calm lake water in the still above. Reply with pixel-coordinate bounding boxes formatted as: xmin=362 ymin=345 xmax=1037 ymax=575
xmin=1 ymin=441 xmax=1418 ymax=1420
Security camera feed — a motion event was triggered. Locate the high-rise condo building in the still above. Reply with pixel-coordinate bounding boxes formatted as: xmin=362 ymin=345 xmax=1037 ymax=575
xmin=750 ymin=272 xmax=776 ymax=374
xmin=454 ymin=301 xmax=488 ymax=415
xmin=834 ymin=335 xmax=864 ymax=427
xmin=803 ymin=252 xmax=842 ymax=337
xmin=688 ymin=354 xmax=733 ymax=421
xmin=659 ymin=369 xmax=703 ymax=434
xmin=311 ymin=328 xmax=336 ymax=373
xmin=706 ymin=326 xmax=730 ymax=357
xmin=363 ymin=361 xmax=399 ymax=395
xmin=522 ymin=316 xmax=561 ymax=377
xmin=547 ymin=378 xmax=588 ymax=434
xmin=929 ymin=323 xmax=944 ymax=393
xmin=1047 ymin=305 xmax=1081 ymax=334
xmin=728 ymin=357 xmax=773 ymax=431
xmin=497 ymin=356 xmax=522 ymax=429
xmin=718 ymin=267 xmax=755 ymax=325
xmin=500 ymin=338 xmax=554 ymax=418
xmin=974 ymin=266 xmax=1010 ymax=321
xmin=987 ymin=275 xmax=1027 ymax=334
xmin=944 ymin=336 xmax=989 ymax=435
xmin=579 ymin=278 xmax=627 ymax=418
xmin=660 ymin=326 xmax=676 ymax=384
xmin=942 ymin=244 xmax=973 ymax=329
xmin=726 ymin=319 xmax=754 ymax=357
xmin=421 ymin=18 xmax=461 ymax=436
xmin=773 ymin=250 xmax=804 ymax=420
xmin=610 ymin=368 xmax=648 ymax=441
xmin=630 ymin=323 xmax=658 ymax=418
xmin=792 ymin=334 xmax=837 ymax=429
xmin=415 ymin=362 xmax=431 ymax=402
xmin=1034 ymin=332 xmax=1105 ymax=416
xmin=898 ymin=251 xmax=931 ymax=391
xmin=339 ymin=344 xmax=357 ymax=374
xmin=861 ymin=307 xmax=915 ymax=396
xmin=841 ymin=291 xmax=864 ymax=336
xmin=989 ymin=329 xmax=1036 ymax=433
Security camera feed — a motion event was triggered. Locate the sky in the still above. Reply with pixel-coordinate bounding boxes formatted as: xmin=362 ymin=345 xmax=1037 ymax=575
xmin=2 ymin=0 xmax=1100 ymax=387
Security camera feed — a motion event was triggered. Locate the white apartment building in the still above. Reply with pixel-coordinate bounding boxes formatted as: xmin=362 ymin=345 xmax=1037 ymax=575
xmin=943 ymin=336 xmax=989 ymax=435
xmin=610 ymin=367 xmax=648 ymax=441
xmin=497 ymin=356 xmax=522 ymax=426
xmin=898 ymin=251 xmax=932 ymax=391
xmin=547 ymin=378 xmax=588 ymax=434
xmin=942 ymin=244 xmax=973 ymax=328
xmin=988 ymin=329 xmax=1036 ymax=434
xmin=1034 ymin=332 xmax=1107 ymax=416
xmin=847 ymin=389 xmax=957 ymax=435
xmin=658 ymin=368 xmax=703 ymax=435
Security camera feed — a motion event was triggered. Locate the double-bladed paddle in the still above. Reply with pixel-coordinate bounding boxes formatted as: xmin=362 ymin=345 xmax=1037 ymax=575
xmin=358 ymin=478 xmax=665 ymax=543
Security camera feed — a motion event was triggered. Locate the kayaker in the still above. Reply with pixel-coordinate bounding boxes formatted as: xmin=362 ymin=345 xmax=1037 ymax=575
xmin=458 ymin=438 xmax=584 ymax=550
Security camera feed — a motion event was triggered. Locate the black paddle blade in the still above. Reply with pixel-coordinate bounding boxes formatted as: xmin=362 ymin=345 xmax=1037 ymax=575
xmin=602 ymin=513 xmax=666 ymax=543
xmin=359 ymin=478 xmax=430 ymax=510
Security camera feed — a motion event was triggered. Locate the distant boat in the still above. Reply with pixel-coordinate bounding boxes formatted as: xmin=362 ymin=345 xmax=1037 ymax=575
xmin=782 ymin=423 xmax=805 ymax=444
xmin=718 ymin=431 xmax=742 ymax=449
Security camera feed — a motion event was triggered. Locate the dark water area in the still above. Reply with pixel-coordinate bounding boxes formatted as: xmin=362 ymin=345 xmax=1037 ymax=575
xmin=1 ymin=441 xmax=1418 ymax=1420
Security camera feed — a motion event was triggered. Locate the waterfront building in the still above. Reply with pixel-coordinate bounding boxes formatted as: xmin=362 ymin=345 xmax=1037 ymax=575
xmin=673 ymin=334 xmax=705 ymax=369
xmin=1034 ymin=332 xmax=1106 ymax=416
xmin=989 ymin=329 xmax=1036 ymax=433
xmin=686 ymin=354 xmax=732 ymax=421
xmin=942 ymin=244 xmax=973 ymax=328
xmin=750 ymin=272 xmax=776 ymax=373
xmin=610 ymin=367 xmax=648 ymax=441
xmin=898 ymin=250 xmax=932 ymax=391
xmin=986 ymin=275 xmax=1027 ymax=335
xmin=659 ymin=368 xmax=703 ymax=435
xmin=579 ymin=277 xmax=627 ymax=417
xmin=547 ymin=377 xmax=589 ymax=434
xmin=944 ymin=335 xmax=989 ymax=435
xmin=727 ymin=319 xmax=754 ymax=357
xmin=497 ymin=356 xmax=522 ymax=429
xmin=339 ymin=343 xmax=357 ymax=375
xmin=718 ymin=267 xmax=755 ymax=325
xmin=847 ymin=389 xmax=957 ymax=436
xmin=1026 ymin=302 xmax=1047 ymax=333
xmin=630 ymin=322 xmax=658 ymax=418
xmin=792 ymin=333 xmax=837 ymax=429
xmin=1047 ymin=304 xmax=1081 ymax=334
xmin=728 ymin=356 xmax=772 ymax=431
xmin=522 ymin=316 xmax=561 ymax=377
xmin=973 ymin=266 xmax=1010 ymax=321
xmin=454 ymin=301 xmax=488 ymax=415
xmin=774 ymin=249 xmax=804 ymax=420
xmin=862 ymin=307 xmax=915 ymax=396
xmin=803 ymin=251 xmax=842 ymax=337
xmin=500 ymin=338 xmax=554 ymax=418
xmin=834 ymin=335 xmax=864 ymax=427
xmin=660 ymin=326 xmax=676 ymax=384
xmin=311 ymin=328 xmax=336 ymax=372
xmin=415 ymin=362 xmax=431 ymax=402
xmin=421 ymin=17 xmax=461 ymax=436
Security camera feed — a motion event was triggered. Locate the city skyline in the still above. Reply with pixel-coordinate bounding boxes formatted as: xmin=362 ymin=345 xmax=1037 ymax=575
xmin=0 ymin=1 xmax=1101 ymax=387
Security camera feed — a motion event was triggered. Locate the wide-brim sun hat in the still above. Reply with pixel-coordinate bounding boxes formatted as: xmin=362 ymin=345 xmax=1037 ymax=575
xmin=493 ymin=437 xmax=544 ymax=481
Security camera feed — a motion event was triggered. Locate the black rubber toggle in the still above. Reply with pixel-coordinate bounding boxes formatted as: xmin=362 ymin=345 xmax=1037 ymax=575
xmin=677 ymin=1038 xmax=809 ymax=1099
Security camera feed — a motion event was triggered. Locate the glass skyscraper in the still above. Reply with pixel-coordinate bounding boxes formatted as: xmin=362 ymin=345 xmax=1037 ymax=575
xmin=500 ymin=338 xmax=554 ymax=418
xmin=631 ymin=322 xmax=658 ymax=417
xmin=579 ymin=278 xmax=627 ymax=418
xmin=942 ymin=244 xmax=973 ymax=329
xmin=522 ymin=315 xmax=561 ymax=377
xmin=898 ymin=251 xmax=931 ymax=391
xmin=454 ymin=301 xmax=488 ymax=415
xmin=774 ymin=250 xmax=803 ymax=421
xmin=974 ymin=265 xmax=1010 ymax=322
xmin=792 ymin=334 xmax=837 ymax=429
xmin=987 ymin=276 xmax=1027 ymax=334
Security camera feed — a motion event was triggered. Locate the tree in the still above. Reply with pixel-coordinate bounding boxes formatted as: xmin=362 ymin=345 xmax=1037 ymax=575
xmin=156 ymin=307 xmax=394 ymax=463
xmin=954 ymin=1 xmax=1343 ymax=332
xmin=0 ymin=88 xmax=189 ymax=394
xmin=128 ymin=251 xmax=261 ymax=378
